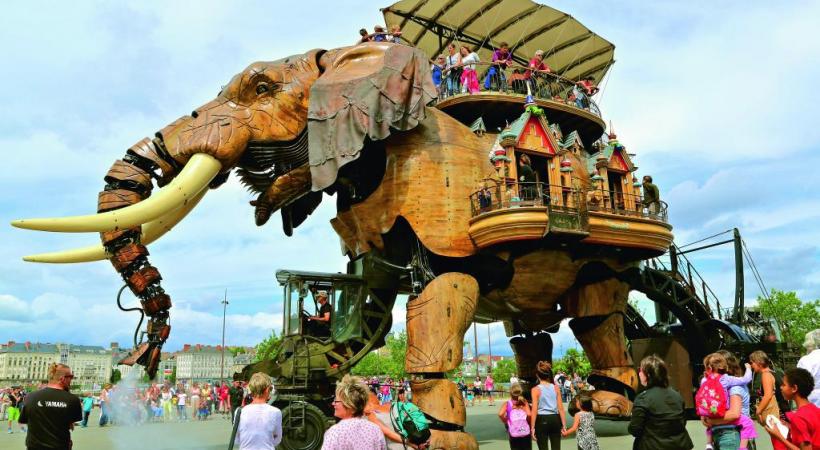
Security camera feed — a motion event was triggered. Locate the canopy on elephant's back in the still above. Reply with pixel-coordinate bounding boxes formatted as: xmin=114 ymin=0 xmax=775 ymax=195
xmin=381 ymin=0 xmax=615 ymax=83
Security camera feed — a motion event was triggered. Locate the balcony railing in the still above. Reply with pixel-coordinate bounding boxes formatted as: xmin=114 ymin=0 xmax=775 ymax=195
xmin=586 ymin=188 xmax=669 ymax=222
xmin=470 ymin=182 xmax=668 ymax=224
xmin=469 ymin=181 xmax=588 ymax=233
xmin=435 ymin=61 xmax=601 ymax=116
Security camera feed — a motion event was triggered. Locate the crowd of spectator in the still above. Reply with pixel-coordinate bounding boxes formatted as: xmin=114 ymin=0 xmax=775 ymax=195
xmin=1 ymin=378 xmax=253 ymax=430
xmin=354 ymin=24 xmax=600 ymax=112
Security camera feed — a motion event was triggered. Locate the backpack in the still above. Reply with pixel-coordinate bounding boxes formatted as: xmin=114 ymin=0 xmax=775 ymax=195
xmin=391 ymin=401 xmax=431 ymax=446
xmin=506 ymin=400 xmax=530 ymax=438
xmin=695 ymin=373 xmax=727 ymax=418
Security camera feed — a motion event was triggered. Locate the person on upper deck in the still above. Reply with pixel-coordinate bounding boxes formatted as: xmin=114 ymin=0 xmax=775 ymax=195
xmin=389 ymin=25 xmax=402 ymax=44
xmin=358 ymin=28 xmax=371 ymax=44
xmin=525 ymin=50 xmax=551 ymax=95
xmin=444 ymin=43 xmax=462 ymax=96
xmin=459 ymin=45 xmax=480 ymax=94
xmin=372 ymin=25 xmax=387 ymax=42
xmin=484 ymin=42 xmax=512 ymax=91
xmin=430 ymin=55 xmax=445 ymax=97
xmin=641 ymin=175 xmax=660 ymax=215
xmin=574 ymin=76 xmax=599 ymax=109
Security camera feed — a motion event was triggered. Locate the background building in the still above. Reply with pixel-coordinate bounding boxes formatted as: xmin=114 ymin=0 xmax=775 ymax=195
xmin=0 ymin=341 xmax=112 ymax=389
xmin=175 ymin=344 xmax=235 ymax=383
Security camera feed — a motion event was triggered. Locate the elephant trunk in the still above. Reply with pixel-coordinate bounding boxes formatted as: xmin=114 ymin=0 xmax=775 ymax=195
xmin=99 ymin=118 xmax=225 ymax=378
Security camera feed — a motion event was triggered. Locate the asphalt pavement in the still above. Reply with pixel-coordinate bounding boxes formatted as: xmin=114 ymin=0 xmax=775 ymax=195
xmin=0 ymin=404 xmax=775 ymax=449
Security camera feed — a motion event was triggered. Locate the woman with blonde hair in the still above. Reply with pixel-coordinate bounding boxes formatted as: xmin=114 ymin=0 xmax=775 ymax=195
xmin=499 ymin=382 xmax=532 ymax=450
xmin=322 ymin=375 xmax=385 ymax=449
xmin=233 ymin=372 xmax=282 ymax=450
xmin=530 ymin=361 xmax=565 ymax=450
xmin=750 ymin=350 xmax=785 ymax=424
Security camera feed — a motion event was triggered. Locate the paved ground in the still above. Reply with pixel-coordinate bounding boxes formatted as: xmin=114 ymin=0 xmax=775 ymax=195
xmin=1 ymin=405 xmax=774 ymax=449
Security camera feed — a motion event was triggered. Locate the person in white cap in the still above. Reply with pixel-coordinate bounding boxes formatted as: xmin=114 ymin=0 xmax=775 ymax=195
xmin=308 ymin=290 xmax=332 ymax=336
xmin=797 ymin=329 xmax=820 ymax=407
xmin=372 ymin=25 xmax=387 ymax=42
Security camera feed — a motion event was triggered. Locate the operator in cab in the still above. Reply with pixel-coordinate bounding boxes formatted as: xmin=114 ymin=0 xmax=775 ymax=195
xmin=306 ymin=290 xmax=332 ymax=337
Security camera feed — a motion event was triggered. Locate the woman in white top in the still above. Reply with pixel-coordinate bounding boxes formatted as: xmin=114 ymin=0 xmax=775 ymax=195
xmin=444 ymin=43 xmax=462 ymax=96
xmin=459 ymin=45 xmax=480 ymax=94
xmin=234 ymin=372 xmax=282 ymax=450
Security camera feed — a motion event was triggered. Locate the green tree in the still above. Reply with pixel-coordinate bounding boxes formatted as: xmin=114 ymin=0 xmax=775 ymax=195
xmin=351 ymin=352 xmax=383 ymax=377
xmin=492 ymin=359 xmax=517 ymax=384
xmin=553 ymin=348 xmax=591 ymax=378
xmin=168 ymin=367 xmax=177 ymax=384
xmin=255 ymin=330 xmax=283 ymax=362
xmin=384 ymin=331 xmax=408 ymax=379
xmin=758 ymin=289 xmax=820 ymax=348
xmin=110 ymin=369 xmax=122 ymax=384
xmin=350 ymin=331 xmax=408 ymax=378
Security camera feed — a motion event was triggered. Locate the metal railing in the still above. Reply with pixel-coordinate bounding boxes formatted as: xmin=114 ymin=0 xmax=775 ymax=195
xmin=470 ymin=182 xmax=668 ymax=225
xmin=469 ymin=181 xmax=588 ymax=232
xmin=434 ymin=61 xmax=601 ymax=116
xmin=470 ymin=181 xmax=550 ymax=215
xmin=585 ymin=187 xmax=668 ymax=222
xmin=648 ymin=244 xmax=723 ymax=320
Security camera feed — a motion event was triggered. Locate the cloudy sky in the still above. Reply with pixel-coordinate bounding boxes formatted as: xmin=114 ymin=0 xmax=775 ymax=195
xmin=1 ymin=0 xmax=818 ymax=360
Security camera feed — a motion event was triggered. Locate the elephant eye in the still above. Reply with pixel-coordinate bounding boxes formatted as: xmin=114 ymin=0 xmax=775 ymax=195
xmin=256 ymin=83 xmax=270 ymax=95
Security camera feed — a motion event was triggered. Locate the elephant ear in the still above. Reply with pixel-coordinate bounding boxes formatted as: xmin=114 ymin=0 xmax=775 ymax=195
xmin=307 ymin=43 xmax=437 ymax=191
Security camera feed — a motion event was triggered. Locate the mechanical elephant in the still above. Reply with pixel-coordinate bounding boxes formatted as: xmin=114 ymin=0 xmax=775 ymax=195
xmin=13 ymin=42 xmax=439 ymax=377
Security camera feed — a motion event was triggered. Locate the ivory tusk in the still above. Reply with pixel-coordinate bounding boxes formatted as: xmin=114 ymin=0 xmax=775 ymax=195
xmin=21 ymin=187 xmax=209 ymax=263
xmin=11 ymin=153 xmax=221 ymax=233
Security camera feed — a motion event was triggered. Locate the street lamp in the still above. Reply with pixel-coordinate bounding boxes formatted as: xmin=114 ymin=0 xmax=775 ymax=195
xmin=220 ymin=289 xmax=229 ymax=385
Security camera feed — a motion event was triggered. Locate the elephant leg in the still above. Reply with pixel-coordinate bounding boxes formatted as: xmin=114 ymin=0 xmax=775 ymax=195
xmin=405 ymin=272 xmax=478 ymax=450
xmin=565 ymin=278 xmax=637 ymax=418
xmin=509 ymin=331 xmax=553 ymax=386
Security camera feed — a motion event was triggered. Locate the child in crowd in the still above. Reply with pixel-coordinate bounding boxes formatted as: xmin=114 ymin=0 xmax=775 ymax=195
xmin=699 ymin=352 xmax=753 ymax=450
xmin=765 ymin=367 xmax=820 ymax=449
xmin=562 ymin=394 xmax=600 ymax=450
xmin=198 ymin=399 xmax=210 ymax=420
xmin=150 ymin=399 xmax=163 ymax=422
xmin=498 ymin=383 xmax=531 ymax=450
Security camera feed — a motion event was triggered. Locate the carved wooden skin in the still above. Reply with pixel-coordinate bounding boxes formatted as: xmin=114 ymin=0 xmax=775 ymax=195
xmin=331 ymin=108 xmax=487 ymax=258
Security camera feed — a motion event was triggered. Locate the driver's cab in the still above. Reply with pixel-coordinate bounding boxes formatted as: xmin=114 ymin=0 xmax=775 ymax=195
xmin=277 ymin=270 xmax=366 ymax=343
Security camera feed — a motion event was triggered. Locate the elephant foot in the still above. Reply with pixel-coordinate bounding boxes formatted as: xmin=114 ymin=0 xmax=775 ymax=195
xmin=428 ymin=430 xmax=478 ymax=450
xmin=574 ymin=390 xmax=632 ymax=418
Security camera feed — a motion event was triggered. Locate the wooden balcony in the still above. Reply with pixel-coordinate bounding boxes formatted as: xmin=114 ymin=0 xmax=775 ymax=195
xmin=467 ymin=182 xmax=672 ymax=254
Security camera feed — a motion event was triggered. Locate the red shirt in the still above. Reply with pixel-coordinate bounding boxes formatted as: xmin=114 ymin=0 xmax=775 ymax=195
xmin=525 ymin=58 xmax=549 ymax=79
xmin=787 ymin=403 xmax=820 ymax=449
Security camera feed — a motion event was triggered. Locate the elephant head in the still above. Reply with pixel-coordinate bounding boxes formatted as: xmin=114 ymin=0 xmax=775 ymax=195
xmin=12 ymin=42 xmax=436 ymax=376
